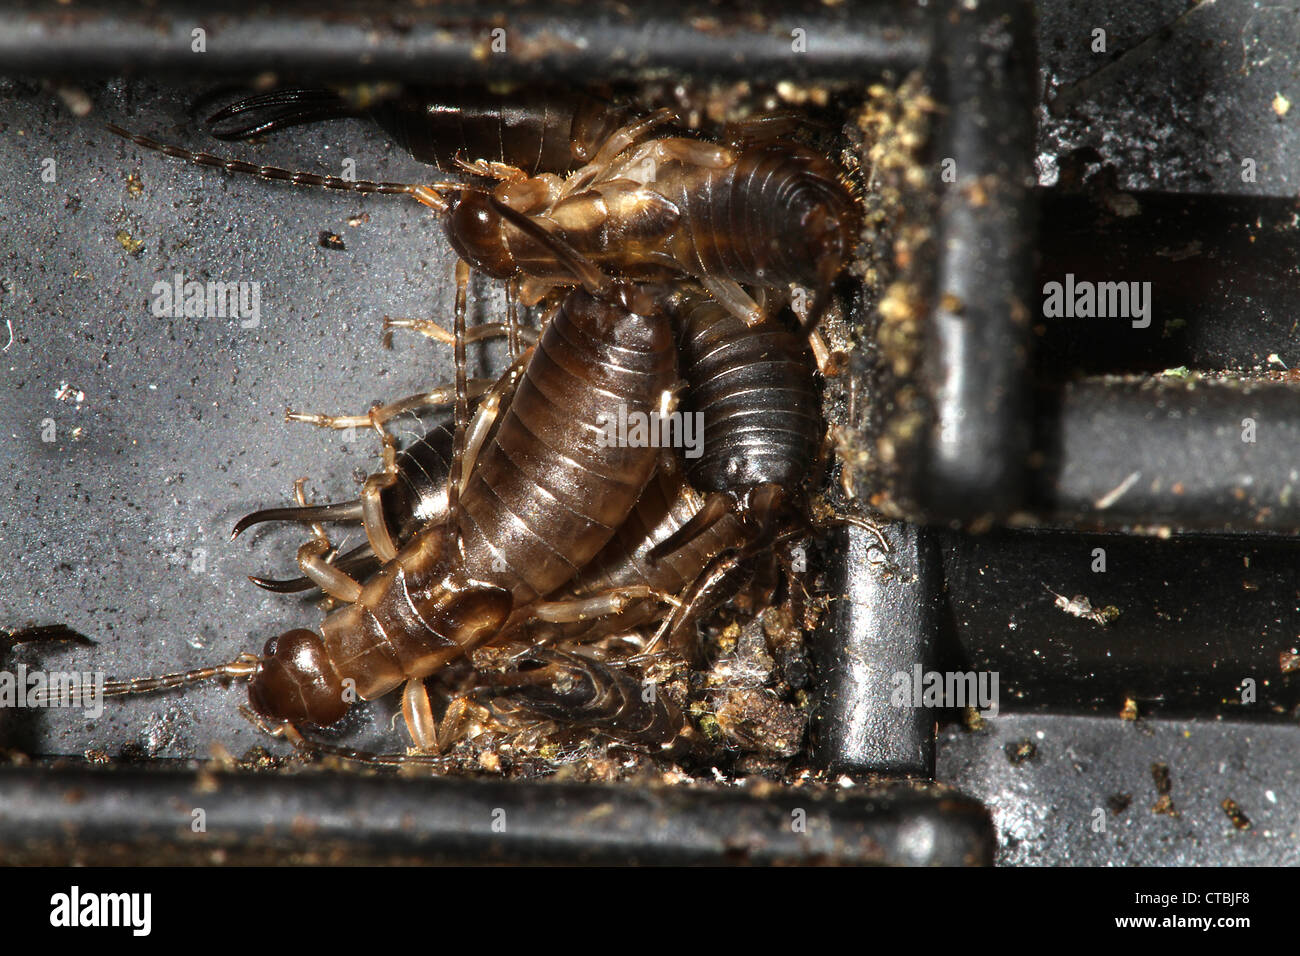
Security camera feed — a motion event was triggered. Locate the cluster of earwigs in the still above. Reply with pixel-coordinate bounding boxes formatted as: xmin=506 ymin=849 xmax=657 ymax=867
xmin=33 ymin=85 xmax=886 ymax=769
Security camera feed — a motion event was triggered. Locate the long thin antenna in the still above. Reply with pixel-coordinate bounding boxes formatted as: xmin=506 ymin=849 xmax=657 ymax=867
xmin=26 ymin=654 xmax=259 ymax=707
xmin=105 ymin=123 xmax=463 ymax=213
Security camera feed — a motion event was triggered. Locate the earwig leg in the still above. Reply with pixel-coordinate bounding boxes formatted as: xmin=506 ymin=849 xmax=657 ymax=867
xmin=581 ymin=107 xmax=681 ymax=174
xmin=809 ymin=330 xmax=838 ymax=374
xmin=637 ymin=136 xmax=735 ymax=170
xmin=296 ymin=538 xmax=362 ymax=603
xmin=458 ymin=350 xmax=531 ymax=492
xmin=647 ymin=491 xmax=742 ymax=563
xmin=435 ymin=695 xmax=495 ymax=752
xmin=249 ymin=542 xmax=379 ymax=594
xmin=809 ymin=513 xmax=890 ymax=553
xmin=401 ymin=678 xmax=440 ymax=752
xmin=530 ymin=585 xmax=682 ymax=624
xmin=700 ymin=276 xmax=764 ymax=327
xmin=645 ymin=552 xmax=751 ymax=660
xmin=382 ymin=317 xmax=540 ymax=348
xmin=291 ymin=477 xmax=331 ymax=547
xmin=453 ymin=155 xmax=528 ymax=183
xmin=360 ymin=472 xmax=399 ymax=562
xmin=285 ymin=379 xmax=494 ymax=430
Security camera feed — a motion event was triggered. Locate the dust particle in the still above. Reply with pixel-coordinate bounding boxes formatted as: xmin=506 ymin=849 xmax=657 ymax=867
xmin=114 ymin=230 xmax=145 ymax=256
xmin=1221 ymin=797 xmax=1251 ymax=830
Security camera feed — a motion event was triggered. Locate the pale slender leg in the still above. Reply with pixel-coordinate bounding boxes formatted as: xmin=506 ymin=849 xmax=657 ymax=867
xmin=401 ymin=678 xmax=440 ymax=753
xmin=530 ymin=585 xmax=682 ymax=624
xmin=383 ymin=317 xmax=539 ymax=348
xmin=284 ymin=380 xmax=494 ymax=431
xmin=701 ymin=276 xmax=763 ymax=327
xmin=296 ymin=537 xmax=362 ymax=603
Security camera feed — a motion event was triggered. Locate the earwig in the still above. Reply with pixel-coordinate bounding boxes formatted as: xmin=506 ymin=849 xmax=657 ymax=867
xmin=206 ymin=86 xmax=636 ymax=177
xmin=106 ymin=111 xmax=857 ymax=330
xmin=442 ymin=136 xmax=859 ymax=330
xmin=483 ymin=645 xmax=683 ymax=748
xmin=68 ymin=236 xmax=686 ymax=752
xmin=257 ymin=272 xmax=680 ymax=748
xmin=651 ymin=290 xmax=824 ymax=559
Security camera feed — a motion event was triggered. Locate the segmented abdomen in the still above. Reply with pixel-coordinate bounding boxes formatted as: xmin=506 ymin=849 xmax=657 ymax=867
xmin=675 ymin=295 xmax=822 ymax=493
xmin=375 ymin=91 xmax=625 ymax=176
xmin=656 ymin=142 xmax=857 ymax=290
xmin=572 ymin=467 xmax=746 ymax=600
xmin=457 ymin=289 xmax=676 ymax=603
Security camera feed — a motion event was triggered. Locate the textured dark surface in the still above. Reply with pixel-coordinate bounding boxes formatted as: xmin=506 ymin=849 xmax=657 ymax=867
xmin=812 ymin=522 xmax=941 ymax=776
xmin=936 ymin=527 xmax=1300 ymax=720
xmin=0 ymin=764 xmax=995 ymax=866
xmin=2 ymin=0 xmax=1299 ymax=869
xmin=0 ymin=0 xmax=930 ymax=82
xmin=940 ymin=714 xmax=1300 ymax=867
xmin=0 ymin=77 xmax=489 ymax=757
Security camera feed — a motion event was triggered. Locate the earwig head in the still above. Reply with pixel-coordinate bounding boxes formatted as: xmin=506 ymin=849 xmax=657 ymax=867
xmin=445 ymin=192 xmax=516 ymax=278
xmin=248 ymin=629 xmax=348 ymax=726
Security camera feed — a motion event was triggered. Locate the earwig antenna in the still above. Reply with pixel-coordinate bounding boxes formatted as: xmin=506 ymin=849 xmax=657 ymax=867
xmin=26 ymin=654 xmax=260 ymax=707
xmin=487 ymin=195 xmax=611 ymax=297
xmin=105 ymin=123 xmax=472 ymax=213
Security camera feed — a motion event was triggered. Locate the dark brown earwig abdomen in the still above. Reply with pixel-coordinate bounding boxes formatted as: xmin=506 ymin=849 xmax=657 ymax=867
xmin=457 ymin=287 xmax=677 ymax=603
xmin=572 ymin=467 xmax=746 ymax=600
xmin=208 ymin=87 xmax=630 ymax=176
xmin=675 ymin=295 xmax=822 ymax=494
xmin=658 ymin=142 xmax=858 ymax=291
xmin=376 ymin=91 xmax=631 ymax=175
xmin=383 ymin=424 xmax=455 ymax=540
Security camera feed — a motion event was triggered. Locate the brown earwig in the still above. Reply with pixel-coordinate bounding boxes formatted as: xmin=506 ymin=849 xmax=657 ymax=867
xmin=71 ymin=249 xmax=685 ymax=751
xmin=440 ymin=135 xmax=859 ymax=329
xmin=106 ymin=109 xmax=857 ymax=330
xmin=205 ymin=86 xmax=636 ymax=176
